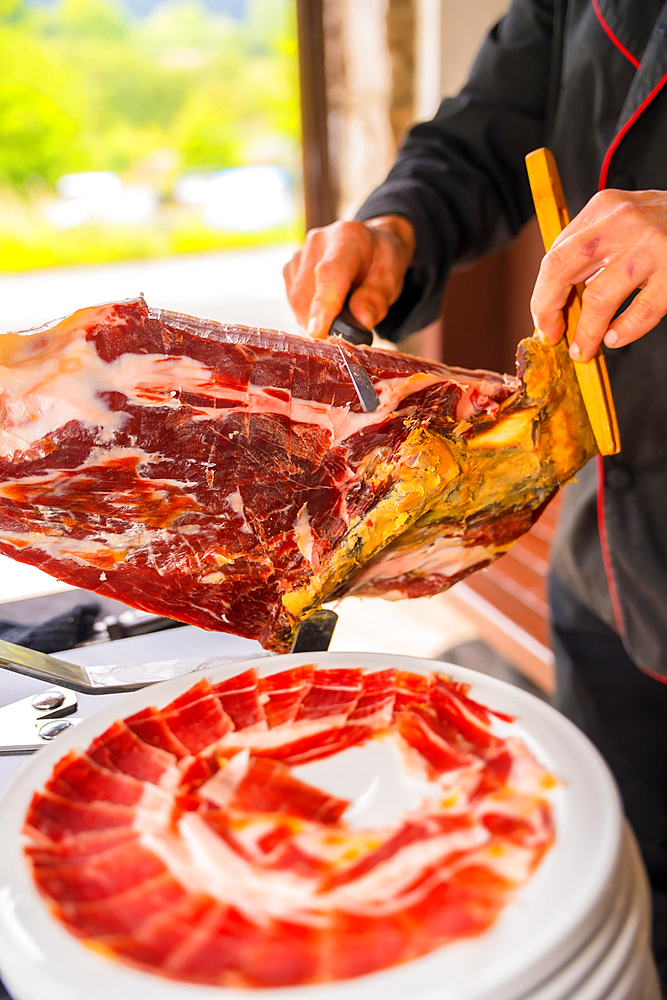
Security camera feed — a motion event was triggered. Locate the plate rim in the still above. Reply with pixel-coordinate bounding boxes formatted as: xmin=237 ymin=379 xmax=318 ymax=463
xmin=0 ymin=651 xmax=623 ymax=1000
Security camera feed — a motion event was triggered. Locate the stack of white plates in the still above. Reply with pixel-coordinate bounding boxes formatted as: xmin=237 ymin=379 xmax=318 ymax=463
xmin=0 ymin=652 xmax=660 ymax=1000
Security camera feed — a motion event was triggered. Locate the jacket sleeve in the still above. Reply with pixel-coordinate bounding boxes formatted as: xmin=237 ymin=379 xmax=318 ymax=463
xmin=356 ymin=0 xmax=556 ymax=340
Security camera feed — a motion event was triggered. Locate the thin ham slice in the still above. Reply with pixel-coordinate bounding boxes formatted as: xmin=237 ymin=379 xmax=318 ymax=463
xmin=25 ymin=792 xmax=136 ymax=843
xmin=125 ymin=707 xmax=191 ymax=759
xmin=160 ymin=679 xmax=232 ymax=754
xmin=394 ymin=670 xmax=432 ymax=711
xmin=32 ymin=840 xmax=167 ymax=904
xmin=252 ymin=723 xmax=372 ymax=766
xmin=396 ymin=704 xmax=479 ymax=775
xmin=109 ymin=895 xmax=217 ymax=969
xmin=296 ymin=668 xmax=364 ymax=721
xmin=347 ymin=668 xmax=396 ymax=726
xmin=58 ymin=873 xmax=187 ymax=937
xmin=25 ymin=829 xmax=140 ymax=865
xmin=259 ymin=665 xmax=313 ymax=727
xmin=88 ymin=721 xmax=178 ymax=786
xmin=164 ymin=903 xmax=255 ymax=979
xmin=46 ymin=750 xmax=155 ymax=807
xmin=212 ymin=668 xmax=266 ymax=730
xmin=225 ymin=755 xmax=349 ymax=824
xmin=430 ymin=676 xmax=502 ymax=749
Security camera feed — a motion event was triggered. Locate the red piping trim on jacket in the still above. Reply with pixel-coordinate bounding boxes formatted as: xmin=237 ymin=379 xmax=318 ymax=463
xmin=590 ymin=0 xmax=640 ymax=69
xmin=596 ymin=454 xmax=624 ymax=634
xmin=638 ymin=663 xmax=667 ymax=686
xmin=594 ymin=65 xmax=667 ymax=641
xmin=599 ymin=69 xmax=667 ymax=188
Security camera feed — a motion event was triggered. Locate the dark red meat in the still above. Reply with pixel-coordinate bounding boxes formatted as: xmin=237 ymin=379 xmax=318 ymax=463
xmin=1 ymin=298 xmax=576 ymax=653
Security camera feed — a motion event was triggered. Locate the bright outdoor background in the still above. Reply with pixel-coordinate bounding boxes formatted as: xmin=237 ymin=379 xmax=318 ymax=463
xmin=0 ymin=0 xmax=486 ymax=666
xmin=0 ymin=0 xmax=301 ymax=271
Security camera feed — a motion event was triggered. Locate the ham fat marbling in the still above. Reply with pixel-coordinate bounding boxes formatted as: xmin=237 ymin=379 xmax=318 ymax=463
xmin=24 ymin=665 xmax=556 ymax=986
xmin=0 ymin=298 xmax=595 ymax=649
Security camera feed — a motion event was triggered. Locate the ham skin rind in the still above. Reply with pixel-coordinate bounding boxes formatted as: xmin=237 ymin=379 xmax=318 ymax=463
xmin=0 ymin=298 xmax=594 ymax=651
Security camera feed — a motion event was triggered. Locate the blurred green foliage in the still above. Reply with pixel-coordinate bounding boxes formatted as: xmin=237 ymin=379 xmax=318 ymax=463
xmin=0 ymin=0 xmax=299 ymax=184
xmin=0 ymin=0 xmax=301 ymax=269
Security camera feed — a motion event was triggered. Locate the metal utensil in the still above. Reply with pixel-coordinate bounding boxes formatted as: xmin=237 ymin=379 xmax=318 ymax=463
xmin=0 ymin=638 xmax=203 ymax=695
xmin=0 ymin=686 xmax=79 ymax=754
xmin=328 ymin=296 xmax=381 ymax=412
xmin=290 ymin=609 xmax=339 ymax=653
xmin=0 ymin=607 xmax=340 ymax=693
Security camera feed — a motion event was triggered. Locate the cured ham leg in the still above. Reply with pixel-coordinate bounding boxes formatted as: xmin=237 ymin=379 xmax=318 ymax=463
xmin=0 ymin=298 xmax=595 ymax=650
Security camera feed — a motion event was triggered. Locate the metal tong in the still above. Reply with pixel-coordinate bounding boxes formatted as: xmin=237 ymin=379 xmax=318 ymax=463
xmin=328 ymin=295 xmax=381 ymax=412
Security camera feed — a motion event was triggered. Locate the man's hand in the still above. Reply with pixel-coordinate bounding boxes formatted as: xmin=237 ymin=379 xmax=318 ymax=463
xmin=283 ymin=215 xmax=416 ymax=339
xmin=531 ymin=189 xmax=667 ymax=362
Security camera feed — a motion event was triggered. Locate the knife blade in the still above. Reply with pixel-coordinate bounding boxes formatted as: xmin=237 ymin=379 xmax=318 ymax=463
xmin=328 ymin=296 xmax=381 ymax=412
xmin=0 ymin=638 xmax=205 ymax=694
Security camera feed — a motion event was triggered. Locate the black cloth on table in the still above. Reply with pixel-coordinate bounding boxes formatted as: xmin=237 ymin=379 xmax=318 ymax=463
xmin=0 ymin=602 xmax=99 ymax=653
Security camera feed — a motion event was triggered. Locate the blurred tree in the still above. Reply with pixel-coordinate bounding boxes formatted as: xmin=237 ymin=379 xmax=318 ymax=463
xmin=0 ymin=84 xmax=79 ymax=185
xmin=0 ymin=0 xmax=302 ymax=268
xmin=52 ymin=0 xmax=129 ymax=39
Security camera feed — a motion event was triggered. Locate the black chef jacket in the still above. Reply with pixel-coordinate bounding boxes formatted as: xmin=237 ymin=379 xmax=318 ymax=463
xmin=356 ymin=0 xmax=667 ymax=680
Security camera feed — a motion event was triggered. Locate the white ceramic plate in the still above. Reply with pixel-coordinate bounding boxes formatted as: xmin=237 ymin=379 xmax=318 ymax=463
xmin=0 ymin=652 xmax=623 ymax=1000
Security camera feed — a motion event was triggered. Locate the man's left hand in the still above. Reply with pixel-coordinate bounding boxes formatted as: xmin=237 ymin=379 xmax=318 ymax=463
xmin=530 ymin=188 xmax=667 ymax=361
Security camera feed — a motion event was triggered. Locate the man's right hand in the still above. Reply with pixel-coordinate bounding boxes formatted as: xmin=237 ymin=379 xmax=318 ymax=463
xmin=283 ymin=215 xmax=416 ymax=339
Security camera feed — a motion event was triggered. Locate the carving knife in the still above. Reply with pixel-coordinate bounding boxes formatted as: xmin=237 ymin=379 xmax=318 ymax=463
xmin=328 ymin=296 xmax=381 ymax=412
xmin=0 ymin=637 xmax=207 ymax=694
xmin=0 ymin=613 xmax=339 ymax=692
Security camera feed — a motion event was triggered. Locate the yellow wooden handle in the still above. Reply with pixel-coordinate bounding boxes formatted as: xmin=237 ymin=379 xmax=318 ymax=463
xmin=525 ymin=148 xmax=621 ymax=455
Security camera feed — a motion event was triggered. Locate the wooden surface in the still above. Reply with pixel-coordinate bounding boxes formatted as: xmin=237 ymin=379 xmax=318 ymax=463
xmin=296 ymin=0 xmax=337 ymax=230
xmin=448 ymin=498 xmax=560 ymax=695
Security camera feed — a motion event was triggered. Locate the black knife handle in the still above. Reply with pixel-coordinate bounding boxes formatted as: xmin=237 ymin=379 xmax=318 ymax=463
xmin=329 ymin=296 xmax=373 ymax=346
xmin=290 ymin=609 xmax=339 ymax=653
